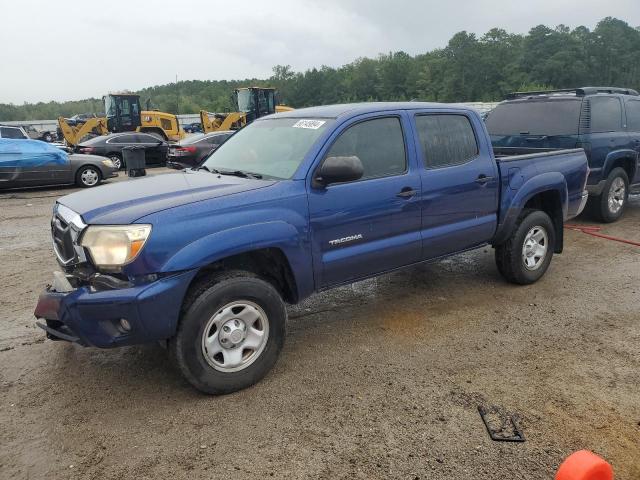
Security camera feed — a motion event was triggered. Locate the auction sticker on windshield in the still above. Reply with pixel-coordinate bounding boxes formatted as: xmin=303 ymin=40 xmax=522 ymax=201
xmin=292 ymin=119 xmax=326 ymax=129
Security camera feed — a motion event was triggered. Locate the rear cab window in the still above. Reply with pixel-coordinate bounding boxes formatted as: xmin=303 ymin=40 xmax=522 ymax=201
xmin=415 ymin=114 xmax=478 ymax=168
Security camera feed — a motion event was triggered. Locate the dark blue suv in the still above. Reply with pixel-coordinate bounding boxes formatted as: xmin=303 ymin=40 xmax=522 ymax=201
xmin=487 ymin=87 xmax=640 ymax=222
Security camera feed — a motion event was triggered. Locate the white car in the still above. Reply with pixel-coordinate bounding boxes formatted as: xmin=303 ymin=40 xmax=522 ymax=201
xmin=0 ymin=125 xmax=28 ymax=139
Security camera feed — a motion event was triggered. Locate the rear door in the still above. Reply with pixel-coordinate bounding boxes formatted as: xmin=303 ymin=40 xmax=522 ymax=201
xmin=588 ymin=96 xmax=630 ymax=179
xmin=624 ymin=98 xmax=640 ymax=184
xmin=412 ymin=111 xmax=499 ymax=260
xmin=135 ymin=134 xmax=166 ymax=165
xmin=307 ymin=113 xmax=422 ymax=288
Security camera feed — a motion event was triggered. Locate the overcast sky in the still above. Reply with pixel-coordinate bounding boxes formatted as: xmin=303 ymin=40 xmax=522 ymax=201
xmin=1 ymin=0 xmax=638 ymax=104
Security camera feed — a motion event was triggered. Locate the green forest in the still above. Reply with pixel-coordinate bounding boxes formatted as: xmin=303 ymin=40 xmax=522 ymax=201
xmin=1 ymin=16 xmax=639 ymax=121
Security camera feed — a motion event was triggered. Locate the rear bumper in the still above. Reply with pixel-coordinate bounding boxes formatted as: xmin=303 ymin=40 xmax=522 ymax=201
xmin=33 ymin=269 xmax=197 ymax=348
xmin=565 ymin=190 xmax=589 ymax=220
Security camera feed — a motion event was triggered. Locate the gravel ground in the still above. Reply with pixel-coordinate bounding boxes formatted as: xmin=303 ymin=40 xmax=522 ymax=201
xmin=1 ymin=171 xmax=639 ymax=479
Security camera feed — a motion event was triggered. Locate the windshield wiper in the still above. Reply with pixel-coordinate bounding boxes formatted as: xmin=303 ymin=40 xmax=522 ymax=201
xmin=218 ymin=169 xmax=263 ymax=179
xmin=194 ymin=165 xmax=224 ymax=175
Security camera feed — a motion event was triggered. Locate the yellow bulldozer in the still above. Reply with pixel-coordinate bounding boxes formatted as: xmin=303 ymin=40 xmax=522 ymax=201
xmin=58 ymin=93 xmax=185 ymax=147
xmin=200 ymin=87 xmax=293 ymax=133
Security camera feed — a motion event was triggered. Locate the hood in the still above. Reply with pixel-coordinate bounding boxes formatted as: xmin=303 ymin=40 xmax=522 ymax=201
xmin=59 ymin=170 xmax=276 ymax=224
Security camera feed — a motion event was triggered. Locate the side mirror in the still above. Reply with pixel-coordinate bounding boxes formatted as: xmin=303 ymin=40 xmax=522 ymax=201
xmin=313 ymin=156 xmax=364 ymax=188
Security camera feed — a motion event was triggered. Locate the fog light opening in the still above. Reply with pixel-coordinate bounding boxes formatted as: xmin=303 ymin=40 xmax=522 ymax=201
xmin=119 ymin=318 xmax=132 ymax=332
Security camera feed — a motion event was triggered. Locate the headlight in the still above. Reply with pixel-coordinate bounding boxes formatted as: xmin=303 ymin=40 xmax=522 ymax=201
xmin=80 ymin=225 xmax=151 ymax=268
xmin=101 ymin=159 xmax=115 ymax=168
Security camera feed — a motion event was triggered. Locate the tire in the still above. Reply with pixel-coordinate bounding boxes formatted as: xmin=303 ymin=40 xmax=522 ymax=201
xmin=76 ymin=165 xmax=102 ymax=188
xmin=170 ymin=271 xmax=286 ymax=394
xmin=589 ymin=167 xmax=629 ymax=223
xmin=108 ymin=153 xmax=123 ymax=170
xmin=495 ymin=209 xmax=555 ymax=285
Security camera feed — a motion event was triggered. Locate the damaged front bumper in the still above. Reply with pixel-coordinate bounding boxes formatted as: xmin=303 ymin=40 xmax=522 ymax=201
xmin=34 ymin=269 xmax=197 ymax=348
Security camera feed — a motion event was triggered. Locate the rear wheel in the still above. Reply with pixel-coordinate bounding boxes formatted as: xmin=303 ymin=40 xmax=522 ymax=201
xmin=76 ymin=165 xmax=102 ymax=188
xmin=108 ymin=153 xmax=123 ymax=170
xmin=170 ymin=271 xmax=286 ymax=394
xmin=589 ymin=167 xmax=629 ymax=223
xmin=495 ymin=209 xmax=555 ymax=285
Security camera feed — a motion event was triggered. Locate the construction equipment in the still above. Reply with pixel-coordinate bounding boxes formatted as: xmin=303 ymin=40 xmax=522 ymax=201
xmin=58 ymin=93 xmax=184 ymax=147
xmin=200 ymin=87 xmax=293 ymax=134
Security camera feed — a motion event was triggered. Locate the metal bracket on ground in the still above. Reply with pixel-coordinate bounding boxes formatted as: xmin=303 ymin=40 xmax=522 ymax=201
xmin=478 ymin=405 xmax=525 ymax=442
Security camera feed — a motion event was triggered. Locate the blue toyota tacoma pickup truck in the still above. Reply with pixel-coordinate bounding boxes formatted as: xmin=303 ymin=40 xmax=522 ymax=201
xmin=35 ymin=103 xmax=589 ymax=394
xmin=487 ymin=86 xmax=640 ymax=222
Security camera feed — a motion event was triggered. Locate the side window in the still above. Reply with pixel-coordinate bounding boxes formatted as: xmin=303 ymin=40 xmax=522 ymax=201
xmin=625 ymin=100 xmax=640 ymax=132
xmin=415 ymin=114 xmax=478 ymax=168
xmin=590 ymin=97 xmax=622 ymax=133
xmin=120 ymin=98 xmax=131 ymax=116
xmin=1 ymin=127 xmax=27 ymax=139
xmin=139 ymin=134 xmax=162 ymax=143
xmin=324 ymin=117 xmax=406 ymax=180
xmin=112 ymin=134 xmax=134 ymax=144
xmin=160 ymin=118 xmax=173 ymax=131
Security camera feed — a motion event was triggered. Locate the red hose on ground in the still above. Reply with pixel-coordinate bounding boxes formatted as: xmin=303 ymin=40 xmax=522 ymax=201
xmin=564 ymin=224 xmax=640 ymax=247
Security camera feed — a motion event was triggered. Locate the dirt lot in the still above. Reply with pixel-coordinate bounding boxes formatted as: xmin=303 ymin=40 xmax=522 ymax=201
xmin=1 ymin=171 xmax=639 ymax=479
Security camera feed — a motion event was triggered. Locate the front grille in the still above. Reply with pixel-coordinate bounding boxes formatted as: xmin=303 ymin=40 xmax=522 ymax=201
xmin=51 ymin=204 xmax=87 ymax=267
xmin=52 ymin=215 xmax=75 ymax=264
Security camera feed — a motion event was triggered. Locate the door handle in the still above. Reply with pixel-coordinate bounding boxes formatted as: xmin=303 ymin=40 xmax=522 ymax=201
xmin=475 ymin=174 xmax=494 ymax=184
xmin=396 ymin=187 xmax=417 ymax=198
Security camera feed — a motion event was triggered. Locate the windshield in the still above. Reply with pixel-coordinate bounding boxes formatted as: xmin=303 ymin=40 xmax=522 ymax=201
xmin=486 ymin=99 xmax=582 ymax=136
xmin=104 ymin=96 xmax=116 ymax=118
xmin=202 ymin=117 xmax=333 ymax=179
xmin=236 ymin=89 xmax=254 ymax=113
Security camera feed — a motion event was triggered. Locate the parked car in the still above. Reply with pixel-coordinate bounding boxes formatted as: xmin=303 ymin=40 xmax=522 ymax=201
xmin=486 ymin=86 xmax=640 ymax=222
xmin=22 ymin=125 xmax=56 ymax=142
xmin=167 ymin=131 xmax=234 ymax=169
xmin=183 ymin=122 xmax=203 ymax=134
xmin=0 ymin=125 xmax=29 ymax=139
xmin=0 ymin=138 xmax=117 ymax=189
xmin=76 ymin=132 xmax=169 ymax=169
xmin=34 ymin=102 xmax=588 ymax=394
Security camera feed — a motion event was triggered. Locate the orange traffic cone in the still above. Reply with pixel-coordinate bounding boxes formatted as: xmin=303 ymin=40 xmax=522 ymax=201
xmin=556 ymin=450 xmax=613 ymax=480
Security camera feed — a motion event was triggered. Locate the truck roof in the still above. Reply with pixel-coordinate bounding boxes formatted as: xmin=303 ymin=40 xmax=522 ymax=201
xmin=272 ymin=102 xmax=473 ymax=119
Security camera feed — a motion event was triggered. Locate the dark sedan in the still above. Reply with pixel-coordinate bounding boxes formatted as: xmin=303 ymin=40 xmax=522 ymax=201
xmin=0 ymin=138 xmax=117 ymax=189
xmin=76 ymin=132 xmax=169 ymax=170
xmin=167 ymin=131 xmax=233 ymax=169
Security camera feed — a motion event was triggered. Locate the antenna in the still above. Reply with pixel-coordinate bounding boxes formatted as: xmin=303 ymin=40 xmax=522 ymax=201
xmin=175 ymin=74 xmax=179 ymax=115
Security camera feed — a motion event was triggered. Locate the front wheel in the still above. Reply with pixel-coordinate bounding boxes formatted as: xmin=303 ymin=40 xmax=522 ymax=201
xmin=76 ymin=165 xmax=102 ymax=188
xmin=170 ymin=271 xmax=286 ymax=394
xmin=495 ymin=209 xmax=555 ymax=285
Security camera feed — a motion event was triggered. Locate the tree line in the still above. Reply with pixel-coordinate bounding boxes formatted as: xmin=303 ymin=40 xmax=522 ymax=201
xmin=1 ymin=17 xmax=639 ymax=121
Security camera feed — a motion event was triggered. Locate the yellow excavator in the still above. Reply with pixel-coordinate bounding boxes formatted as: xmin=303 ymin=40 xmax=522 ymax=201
xmin=200 ymin=87 xmax=293 ymax=133
xmin=58 ymin=93 xmax=185 ymax=147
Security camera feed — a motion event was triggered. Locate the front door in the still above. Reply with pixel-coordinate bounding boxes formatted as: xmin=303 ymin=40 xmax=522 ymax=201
xmin=308 ymin=114 xmax=422 ymax=288
xmin=412 ymin=112 xmax=499 ymax=259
